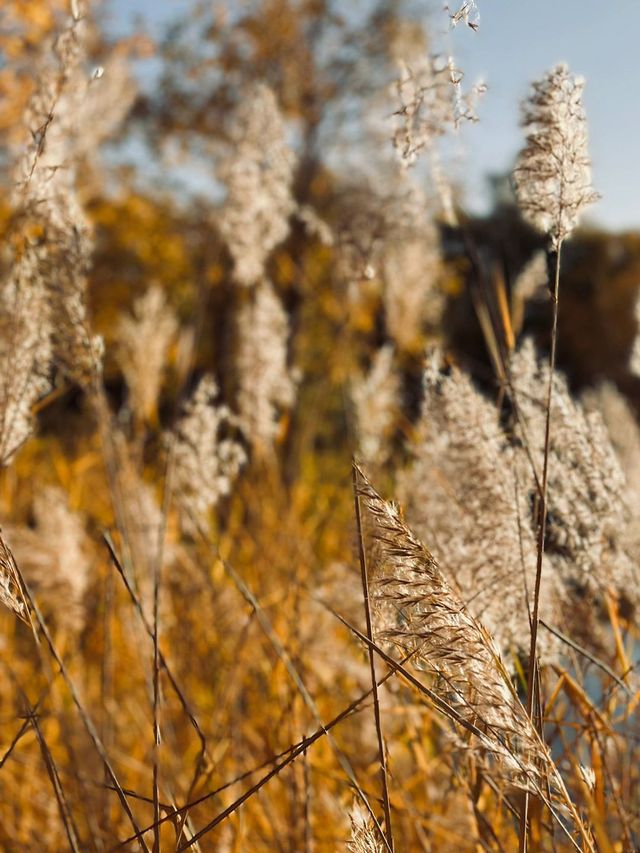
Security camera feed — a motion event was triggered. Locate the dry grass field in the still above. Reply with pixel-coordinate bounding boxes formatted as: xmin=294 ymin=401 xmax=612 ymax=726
xmin=0 ymin=1 xmax=638 ymax=850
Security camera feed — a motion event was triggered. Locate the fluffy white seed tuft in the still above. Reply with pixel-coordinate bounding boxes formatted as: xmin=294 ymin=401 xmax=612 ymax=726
xmin=513 ymin=64 xmax=598 ymax=248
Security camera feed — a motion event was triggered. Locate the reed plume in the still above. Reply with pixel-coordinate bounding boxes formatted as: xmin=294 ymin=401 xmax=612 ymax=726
xmin=509 ymin=341 xmax=637 ymax=605
xmin=236 ymin=280 xmax=298 ymax=451
xmin=358 ymin=470 xmax=556 ymax=792
xmin=347 ymin=801 xmax=384 ymax=853
xmin=513 ymin=63 xmax=598 ymax=249
xmin=0 ymin=9 xmax=135 ymax=462
xmin=399 ymin=351 xmax=555 ymax=660
xmin=0 ymin=256 xmax=51 ymax=467
xmin=218 ymin=83 xmax=296 ymax=288
xmin=351 ymin=345 xmax=400 ymax=466
xmin=381 ymin=184 xmax=443 ymax=350
xmin=401 ymin=344 xmax=639 ymax=658
xmin=172 ymin=375 xmax=246 ymax=531
xmin=629 ymin=291 xmax=640 ymax=377
xmin=392 ymin=47 xmax=484 ymax=221
xmin=513 ymin=64 xmax=598 ymax=736
xmin=0 ymin=530 xmax=26 ymax=617
xmin=2 ymin=488 xmax=91 ymax=632
xmin=115 ymin=285 xmax=178 ymax=424
xmin=357 ymin=471 xmax=599 ymax=851
xmin=13 ymin=17 xmax=101 ymax=386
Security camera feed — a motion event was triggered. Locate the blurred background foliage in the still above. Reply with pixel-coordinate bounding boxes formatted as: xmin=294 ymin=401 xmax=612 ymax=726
xmin=4 ymin=0 xmax=637 ymax=418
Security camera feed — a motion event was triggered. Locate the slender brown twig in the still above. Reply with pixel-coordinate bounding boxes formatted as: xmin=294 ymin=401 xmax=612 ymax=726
xmin=103 ymin=533 xmax=208 ymax=775
xmin=352 ymin=461 xmax=394 ymax=851
xmin=527 ymin=243 xmax=562 ymax=719
xmin=520 ymin=242 xmax=562 ymax=853
xmin=30 ymin=699 xmax=83 ymax=852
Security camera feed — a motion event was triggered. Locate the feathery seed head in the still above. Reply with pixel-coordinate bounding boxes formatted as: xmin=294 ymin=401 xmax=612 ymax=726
xmin=629 ymin=289 xmax=640 ymax=377
xmin=116 ymin=286 xmax=178 ymax=423
xmin=173 ymin=376 xmax=246 ymax=531
xmin=347 ymin=801 xmax=384 ymax=853
xmin=218 ymin=84 xmax=296 ymax=287
xmin=0 ymin=531 xmax=25 ymax=618
xmin=0 ymin=260 xmax=52 ymax=467
xmin=402 ymin=340 xmax=640 ymax=661
xmin=4 ymin=14 xmax=134 ymax=403
xmin=401 ymin=352 xmax=552 ymax=659
xmin=392 ymin=56 xmax=456 ymax=169
xmin=391 ymin=52 xmax=483 ymax=222
xmin=510 ymin=340 xmax=634 ymax=603
xmin=513 ymin=63 xmax=598 ymax=248
xmin=3 ymin=489 xmax=91 ymax=632
xmin=358 ymin=469 xmax=559 ymax=792
xmin=236 ymin=281 xmax=297 ymax=451
xmin=392 ymin=51 xmax=484 ymax=167
xmin=351 ymin=345 xmax=400 ymax=466
xmin=381 ymin=184 xmax=443 ymax=349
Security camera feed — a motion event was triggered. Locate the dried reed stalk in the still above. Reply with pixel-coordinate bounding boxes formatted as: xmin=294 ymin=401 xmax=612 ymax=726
xmin=353 ymin=463 xmax=394 ymax=850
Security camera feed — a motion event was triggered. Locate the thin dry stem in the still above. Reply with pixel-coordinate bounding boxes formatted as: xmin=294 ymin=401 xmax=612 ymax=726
xmin=353 ymin=462 xmax=394 ymax=851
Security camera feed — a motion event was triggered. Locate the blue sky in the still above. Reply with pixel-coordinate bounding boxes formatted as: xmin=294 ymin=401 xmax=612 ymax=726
xmin=105 ymin=0 xmax=640 ymax=231
xmin=447 ymin=1 xmax=640 ymax=230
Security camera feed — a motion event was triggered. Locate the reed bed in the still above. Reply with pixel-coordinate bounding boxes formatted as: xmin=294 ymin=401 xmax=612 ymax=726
xmin=0 ymin=1 xmax=638 ymax=850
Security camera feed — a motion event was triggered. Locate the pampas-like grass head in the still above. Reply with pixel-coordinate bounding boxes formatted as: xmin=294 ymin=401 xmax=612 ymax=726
xmin=513 ymin=63 xmax=598 ymax=248
xmin=357 ymin=468 xmax=556 ymax=793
